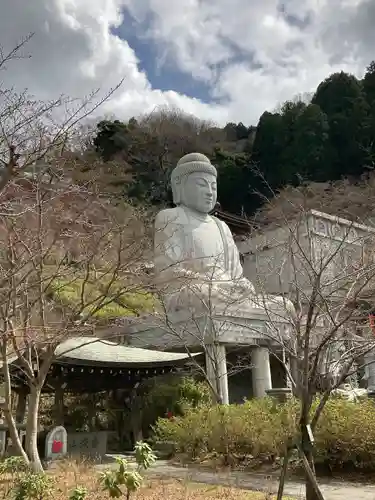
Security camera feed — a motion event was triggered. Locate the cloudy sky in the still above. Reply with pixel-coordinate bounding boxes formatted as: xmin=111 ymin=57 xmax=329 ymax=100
xmin=0 ymin=0 xmax=373 ymax=126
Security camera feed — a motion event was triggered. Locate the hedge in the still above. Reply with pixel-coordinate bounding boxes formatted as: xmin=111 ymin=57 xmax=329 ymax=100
xmin=153 ymin=396 xmax=375 ymax=471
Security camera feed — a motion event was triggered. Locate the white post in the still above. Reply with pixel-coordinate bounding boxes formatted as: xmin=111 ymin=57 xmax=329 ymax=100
xmin=365 ymin=352 xmax=375 ymax=395
xmin=252 ymin=346 xmax=272 ymax=397
xmin=205 ymin=344 xmax=229 ymax=404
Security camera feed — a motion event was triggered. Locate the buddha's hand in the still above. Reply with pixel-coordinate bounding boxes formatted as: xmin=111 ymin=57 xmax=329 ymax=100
xmin=264 ymin=296 xmax=297 ymax=318
xmin=231 ymin=277 xmax=256 ymax=296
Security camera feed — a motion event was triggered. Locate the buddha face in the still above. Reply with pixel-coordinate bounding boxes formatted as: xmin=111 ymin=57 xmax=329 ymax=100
xmin=180 ymin=172 xmax=217 ymax=213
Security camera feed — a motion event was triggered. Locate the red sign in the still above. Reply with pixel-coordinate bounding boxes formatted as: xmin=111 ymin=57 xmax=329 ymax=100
xmin=52 ymin=440 xmax=63 ymax=454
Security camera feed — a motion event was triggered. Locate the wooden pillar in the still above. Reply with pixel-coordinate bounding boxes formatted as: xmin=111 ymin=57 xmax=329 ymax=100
xmin=54 ymin=387 xmax=65 ymax=426
xmin=15 ymin=388 xmax=28 ymax=424
xmin=130 ymin=385 xmax=143 ymax=445
xmin=88 ymin=394 xmax=97 ymax=431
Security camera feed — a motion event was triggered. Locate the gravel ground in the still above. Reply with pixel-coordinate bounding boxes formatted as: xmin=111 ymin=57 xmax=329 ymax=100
xmin=97 ymin=457 xmax=375 ymax=500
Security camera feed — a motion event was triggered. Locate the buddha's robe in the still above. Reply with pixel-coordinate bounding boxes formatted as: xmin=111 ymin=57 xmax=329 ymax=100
xmin=154 ymin=206 xmax=291 ymax=320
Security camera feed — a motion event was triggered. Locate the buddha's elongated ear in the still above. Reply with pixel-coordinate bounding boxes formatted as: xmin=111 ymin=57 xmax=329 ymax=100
xmin=171 ymin=175 xmax=182 ymax=205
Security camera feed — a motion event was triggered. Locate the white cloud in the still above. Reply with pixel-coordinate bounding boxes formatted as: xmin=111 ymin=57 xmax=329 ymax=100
xmin=0 ymin=0 xmax=373 ymax=127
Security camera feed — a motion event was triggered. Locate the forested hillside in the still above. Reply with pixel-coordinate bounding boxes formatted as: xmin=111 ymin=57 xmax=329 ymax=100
xmin=82 ymin=63 xmax=375 ymax=219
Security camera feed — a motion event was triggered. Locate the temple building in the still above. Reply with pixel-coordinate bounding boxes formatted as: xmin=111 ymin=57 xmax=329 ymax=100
xmin=0 ymin=337 xmax=199 ymax=457
xmin=127 ymin=206 xmax=375 ymax=403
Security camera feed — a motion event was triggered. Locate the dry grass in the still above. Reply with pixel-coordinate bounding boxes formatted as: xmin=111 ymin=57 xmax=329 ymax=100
xmin=0 ymin=460 xmax=296 ymax=500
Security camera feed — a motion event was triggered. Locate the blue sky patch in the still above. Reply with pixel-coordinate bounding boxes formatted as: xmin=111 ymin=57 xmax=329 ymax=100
xmin=112 ymin=7 xmax=214 ymax=102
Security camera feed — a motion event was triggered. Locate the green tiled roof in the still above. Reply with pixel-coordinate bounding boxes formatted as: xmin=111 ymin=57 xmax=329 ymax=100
xmin=55 ymin=337 xmax=197 ymax=366
xmin=0 ymin=337 xmax=198 ymax=370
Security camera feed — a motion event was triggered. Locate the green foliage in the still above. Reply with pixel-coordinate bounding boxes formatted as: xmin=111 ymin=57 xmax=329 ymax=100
xmin=252 ymin=110 xmax=285 ymax=189
xmin=224 ymin=122 xmax=253 ymax=141
xmin=279 ymin=102 xmax=331 ymax=183
xmin=100 ymin=470 xmax=123 ymax=498
xmin=141 ymin=375 xmax=212 ymax=430
xmin=311 ymin=72 xmax=371 ymax=179
xmin=154 ymin=397 xmax=375 ymax=471
xmin=68 ymin=486 xmax=87 ymax=500
xmin=94 ymin=120 xmax=131 ymax=161
xmin=253 ymin=101 xmax=332 ymax=189
xmin=313 ymin=397 xmax=375 ymax=470
xmin=93 ymin=112 xmax=220 ymax=207
xmin=134 ymin=441 xmax=157 ymax=470
xmin=49 ymin=277 xmax=155 ymax=320
xmin=312 ymin=72 xmax=363 ymax=116
xmin=99 ymin=442 xmax=155 ymax=499
xmin=213 ymin=150 xmax=259 ymax=215
xmin=11 ymin=472 xmax=53 ymax=500
xmin=90 ymin=66 xmax=375 ymax=218
xmin=177 ymin=377 xmax=213 ymax=409
xmin=0 ymin=457 xmax=29 ymax=476
xmin=154 ymin=398 xmax=298 ymax=461
xmin=0 ymin=460 xmax=54 ymax=500
xmin=364 ymin=61 xmax=375 ymax=107
xmin=92 ymin=115 xmax=258 ymax=213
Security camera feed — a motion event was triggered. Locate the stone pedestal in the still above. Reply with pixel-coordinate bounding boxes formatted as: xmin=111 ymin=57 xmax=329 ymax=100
xmin=252 ymin=347 xmax=272 ymax=398
xmin=205 ymin=344 xmax=229 ymax=404
xmin=266 ymin=387 xmax=292 ymax=403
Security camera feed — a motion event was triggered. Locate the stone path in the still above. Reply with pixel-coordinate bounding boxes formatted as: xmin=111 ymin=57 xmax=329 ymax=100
xmin=101 ymin=458 xmax=375 ymax=500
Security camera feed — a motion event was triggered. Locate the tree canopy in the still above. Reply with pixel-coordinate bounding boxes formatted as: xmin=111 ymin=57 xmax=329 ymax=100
xmin=87 ymin=64 xmax=375 ymax=217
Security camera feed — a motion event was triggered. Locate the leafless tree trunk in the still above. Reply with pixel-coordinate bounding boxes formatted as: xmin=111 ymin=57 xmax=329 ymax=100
xmin=25 ymin=385 xmax=42 ymax=471
xmin=0 ymin=342 xmax=28 ymax=462
xmin=250 ymin=180 xmax=375 ymax=499
xmin=0 ymin=166 xmax=151 ymax=471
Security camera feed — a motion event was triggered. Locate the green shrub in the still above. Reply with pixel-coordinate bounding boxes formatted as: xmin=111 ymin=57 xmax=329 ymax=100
xmin=314 ymin=397 xmax=375 ymax=470
xmin=141 ymin=375 xmax=212 ymax=431
xmin=11 ymin=472 xmax=54 ymax=500
xmin=154 ymin=398 xmax=299 ymax=461
xmin=0 ymin=456 xmax=29 ymax=476
xmin=99 ymin=441 xmax=156 ymax=499
xmin=69 ymin=486 xmax=88 ymax=500
xmin=153 ymin=396 xmax=375 ymax=471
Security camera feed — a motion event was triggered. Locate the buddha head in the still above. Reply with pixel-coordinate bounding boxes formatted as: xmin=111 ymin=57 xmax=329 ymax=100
xmin=171 ymin=153 xmax=217 ymax=214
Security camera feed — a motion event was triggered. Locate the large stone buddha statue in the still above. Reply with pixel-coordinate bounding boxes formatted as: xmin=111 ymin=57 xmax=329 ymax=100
xmin=154 ymin=153 xmax=294 ymax=324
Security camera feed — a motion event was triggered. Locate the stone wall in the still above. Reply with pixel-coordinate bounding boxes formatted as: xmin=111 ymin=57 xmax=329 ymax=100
xmin=239 ymin=210 xmax=375 ymax=297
